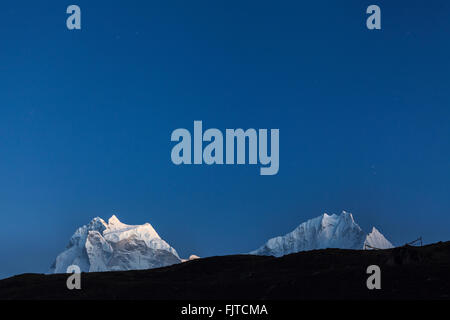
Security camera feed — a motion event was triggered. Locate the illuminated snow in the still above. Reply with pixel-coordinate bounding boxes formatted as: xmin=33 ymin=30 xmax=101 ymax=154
xmin=50 ymin=215 xmax=181 ymax=273
xmin=251 ymin=211 xmax=393 ymax=257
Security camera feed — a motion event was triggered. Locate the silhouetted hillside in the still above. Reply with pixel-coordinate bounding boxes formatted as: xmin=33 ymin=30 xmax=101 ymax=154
xmin=1 ymin=241 xmax=449 ymax=300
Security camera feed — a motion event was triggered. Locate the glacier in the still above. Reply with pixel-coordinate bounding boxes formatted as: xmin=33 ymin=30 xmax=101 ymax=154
xmin=251 ymin=211 xmax=394 ymax=257
xmin=50 ymin=215 xmax=182 ymax=273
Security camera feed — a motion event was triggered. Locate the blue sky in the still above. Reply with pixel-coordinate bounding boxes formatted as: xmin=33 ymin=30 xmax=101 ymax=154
xmin=0 ymin=0 xmax=449 ymax=279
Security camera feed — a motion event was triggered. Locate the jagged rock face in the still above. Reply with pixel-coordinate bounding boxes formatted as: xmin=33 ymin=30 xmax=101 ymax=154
xmin=251 ymin=211 xmax=393 ymax=257
xmin=50 ymin=215 xmax=181 ymax=273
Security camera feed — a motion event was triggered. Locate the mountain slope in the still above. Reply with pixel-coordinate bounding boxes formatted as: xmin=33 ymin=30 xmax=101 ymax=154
xmin=364 ymin=227 xmax=394 ymax=249
xmin=3 ymin=242 xmax=450 ymax=300
xmin=251 ymin=211 xmax=393 ymax=256
xmin=50 ymin=215 xmax=181 ymax=273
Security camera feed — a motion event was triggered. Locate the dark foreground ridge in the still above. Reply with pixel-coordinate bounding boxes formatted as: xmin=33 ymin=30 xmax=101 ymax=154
xmin=1 ymin=241 xmax=450 ymax=300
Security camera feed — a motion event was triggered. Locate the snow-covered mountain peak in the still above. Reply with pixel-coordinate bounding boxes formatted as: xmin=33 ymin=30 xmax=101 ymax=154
xmin=101 ymin=215 xmax=161 ymax=244
xmin=107 ymin=214 xmax=122 ymax=226
xmin=50 ymin=215 xmax=180 ymax=274
xmin=364 ymin=226 xmax=394 ymax=249
xmin=87 ymin=217 xmax=108 ymax=231
xmin=321 ymin=211 xmax=355 ymax=226
xmin=251 ymin=211 xmax=393 ymax=257
xmin=341 ymin=210 xmax=354 ymax=219
xmin=321 ymin=213 xmax=336 ymax=223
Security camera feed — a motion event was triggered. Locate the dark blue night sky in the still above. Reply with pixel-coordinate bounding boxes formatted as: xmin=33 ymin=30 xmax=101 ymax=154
xmin=0 ymin=0 xmax=449 ymax=279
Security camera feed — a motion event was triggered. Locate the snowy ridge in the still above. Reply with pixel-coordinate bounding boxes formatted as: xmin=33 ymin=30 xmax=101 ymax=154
xmin=251 ymin=211 xmax=393 ymax=257
xmin=364 ymin=227 xmax=394 ymax=249
xmin=50 ymin=215 xmax=181 ymax=273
